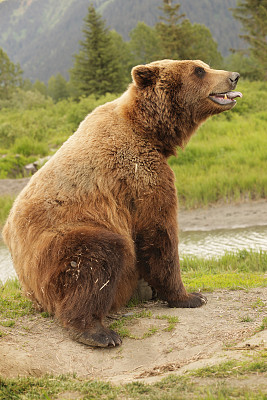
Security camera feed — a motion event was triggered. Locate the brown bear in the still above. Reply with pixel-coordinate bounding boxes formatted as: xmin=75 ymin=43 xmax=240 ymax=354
xmin=3 ymin=60 xmax=242 ymax=347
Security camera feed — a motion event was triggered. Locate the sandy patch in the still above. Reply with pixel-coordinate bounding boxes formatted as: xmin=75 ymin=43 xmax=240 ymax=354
xmin=0 ymin=178 xmax=30 ymax=197
xmin=179 ymin=199 xmax=267 ymax=231
xmin=0 ymin=288 xmax=266 ymax=384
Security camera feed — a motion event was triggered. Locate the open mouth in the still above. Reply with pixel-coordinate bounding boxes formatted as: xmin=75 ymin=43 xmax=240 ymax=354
xmin=208 ymin=91 xmax=242 ymax=106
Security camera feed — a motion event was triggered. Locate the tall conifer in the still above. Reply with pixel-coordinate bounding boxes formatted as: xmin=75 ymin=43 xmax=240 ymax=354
xmin=155 ymin=0 xmax=222 ymax=66
xmin=231 ymin=0 xmax=267 ymax=78
xmin=0 ymin=48 xmax=22 ymax=100
xmin=70 ymin=4 xmax=125 ymax=97
xmin=156 ymin=0 xmax=185 ymax=59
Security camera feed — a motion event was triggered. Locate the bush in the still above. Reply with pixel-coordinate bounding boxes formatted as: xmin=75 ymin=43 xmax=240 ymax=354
xmin=0 ymin=154 xmax=36 ymax=178
xmin=0 ymin=122 xmax=18 ymax=148
xmin=11 ymin=137 xmax=48 ymax=157
xmin=0 ymin=88 xmax=53 ymax=110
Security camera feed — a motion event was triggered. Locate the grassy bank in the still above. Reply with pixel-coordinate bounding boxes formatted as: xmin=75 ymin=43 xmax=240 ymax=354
xmin=181 ymin=249 xmax=267 ymax=291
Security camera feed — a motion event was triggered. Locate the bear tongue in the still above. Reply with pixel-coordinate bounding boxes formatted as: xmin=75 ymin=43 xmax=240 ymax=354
xmin=225 ymin=91 xmax=243 ymax=99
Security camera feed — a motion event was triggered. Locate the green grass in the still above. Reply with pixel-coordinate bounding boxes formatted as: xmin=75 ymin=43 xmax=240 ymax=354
xmin=0 ymin=361 xmax=266 ymax=400
xmin=183 ymin=272 xmax=266 ymax=292
xmin=0 ymin=93 xmax=117 ymax=178
xmin=0 ymin=279 xmax=35 ymax=326
xmin=258 ymin=317 xmax=267 ymax=331
xmin=181 ymin=250 xmax=267 ymax=291
xmin=109 ymin=311 xmax=179 ymax=339
xmin=0 ymin=195 xmax=15 ymax=226
xmin=240 ymin=315 xmax=254 ymax=323
xmin=192 ymin=350 xmax=267 ymax=378
xmin=109 ymin=310 xmax=156 ymax=339
xmin=11 ymin=136 xmax=49 ymax=157
xmin=0 ymin=92 xmax=118 ymax=151
xmin=156 ymin=315 xmax=179 ymax=331
xmin=182 ymin=249 xmax=267 ymax=273
xmin=172 ymin=117 xmax=267 ymax=207
xmin=0 ymin=154 xmax=36 ymax=179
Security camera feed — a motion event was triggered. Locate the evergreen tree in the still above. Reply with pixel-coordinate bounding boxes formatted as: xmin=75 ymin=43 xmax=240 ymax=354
xmin=159 ymin=0 xmax=186 ymax=26
xmin=156 ymin=0 xmax=185 ymax=59
xmin=70 ymin=4 xmax=126 ymax=97
xmin=129 ymin=22 xmax=162 ymax=65
xmin=231 ymin=0 xmax=267 ymax=78
xmin=48 ymin=74 xmax=68 ymax=102
xmin=224 ymin=52 xmax=263 ymax=81
xmin=156 ymin=0 xmax=222 ymax=67
xmin=109 ymin=30 xmax=133 ymax=86
xmin=0 ymin=48 xmax=22 ymax=99
xmin=176 ymin=20 xmax=223 ymax=67
xmin=22 ymin=79 xmax=34 ymax=91
xmin=33 ymin=80 xmax=48 ymax=97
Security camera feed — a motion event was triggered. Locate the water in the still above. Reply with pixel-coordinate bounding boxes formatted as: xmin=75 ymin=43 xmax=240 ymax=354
xmin=179 ymin=225 xmax=267 ymax=258
xmin=0 ymin=241 xmax=16 ymax=284
xmin=1 ymin=226 xmax=267 ymax=284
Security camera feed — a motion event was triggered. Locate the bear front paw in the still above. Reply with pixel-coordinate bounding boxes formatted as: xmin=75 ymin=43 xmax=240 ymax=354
xmin=69 ymin=326 xmax=122 ymax=348
xmin=168 ymin=292 xmax=207 ymax=308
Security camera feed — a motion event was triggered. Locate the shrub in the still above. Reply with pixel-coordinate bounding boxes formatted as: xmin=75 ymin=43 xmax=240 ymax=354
xmin=11 ymin=137 xmax=48 ymax=157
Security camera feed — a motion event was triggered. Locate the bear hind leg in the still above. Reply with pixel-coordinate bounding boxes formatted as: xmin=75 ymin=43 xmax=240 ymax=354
xmin=47 ymin=227 xmax=131 ymax=347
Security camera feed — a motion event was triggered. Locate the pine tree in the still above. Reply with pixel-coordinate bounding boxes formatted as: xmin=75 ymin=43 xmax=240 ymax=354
xmin=70 ymin=4 xmax=126 ymax=97
xmin=129 ymin=22 xmax=162 ymax=65
xmin=158 ymin=0 xmax=186 ymax=26
xmin=156 ymin=0 xmax=185 ymax=59
xmin=33 ymin=80 xmax=47 ymax=97
xmin=0 ymin=48 xmax=22 ymax=100
xmin=176 ymin=20 xmax=223 ymax=67
xmin=156 ymin=0 xmax=222 ymax=66
xmin=48 ymin=74 xmax=68 ymax=102
xmin=231 ymin=0 xmax=267 ymax=78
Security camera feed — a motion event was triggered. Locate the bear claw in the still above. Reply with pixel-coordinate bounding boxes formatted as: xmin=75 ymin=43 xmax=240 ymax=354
xmin=69 ymin=326 xmax=122 ymax=348
xmin=168 ymin=292 xmax=207 ymax=308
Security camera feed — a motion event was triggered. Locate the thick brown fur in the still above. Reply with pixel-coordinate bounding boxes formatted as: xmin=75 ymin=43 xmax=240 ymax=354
xmin=3 ymin=60 xmax=240 ymax=347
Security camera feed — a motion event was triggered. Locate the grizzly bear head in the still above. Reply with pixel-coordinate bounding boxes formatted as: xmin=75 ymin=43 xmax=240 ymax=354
xmin=129 ymin=60 xmax=242 ymax=155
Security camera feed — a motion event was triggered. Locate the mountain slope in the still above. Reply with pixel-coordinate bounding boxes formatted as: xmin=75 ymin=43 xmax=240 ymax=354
xmin=0 ymin=0 xmax=244 ymax=82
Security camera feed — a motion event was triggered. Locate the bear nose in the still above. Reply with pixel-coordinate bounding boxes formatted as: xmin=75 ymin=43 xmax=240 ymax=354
xmin=229 ymin=72 xmax=240 ymax=88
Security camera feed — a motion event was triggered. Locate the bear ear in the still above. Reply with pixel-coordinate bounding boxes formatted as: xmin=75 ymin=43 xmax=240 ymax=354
xmin=131 ymin=65 xmax=159 ymax=88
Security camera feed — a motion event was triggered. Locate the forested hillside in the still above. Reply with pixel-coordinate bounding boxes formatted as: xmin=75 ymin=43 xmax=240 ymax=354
xmin=0 ymin=0 xmax=244 ymax=82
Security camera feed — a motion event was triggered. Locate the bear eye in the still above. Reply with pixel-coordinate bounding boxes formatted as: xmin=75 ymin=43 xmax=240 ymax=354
xmin=194 ymin=66 xmax=206 ymax=78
